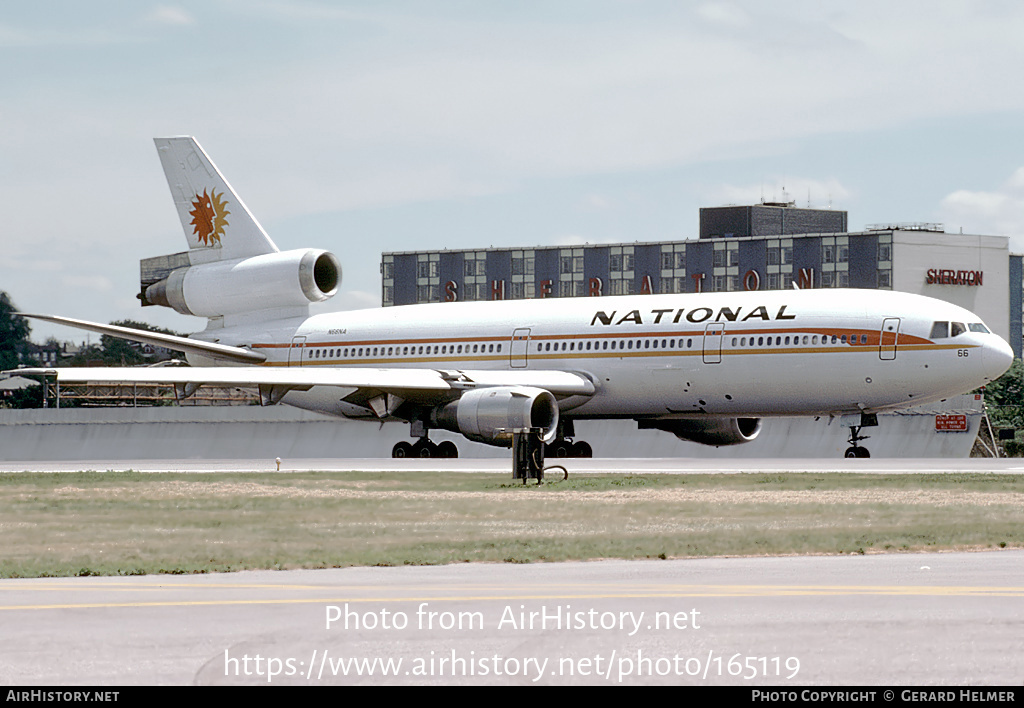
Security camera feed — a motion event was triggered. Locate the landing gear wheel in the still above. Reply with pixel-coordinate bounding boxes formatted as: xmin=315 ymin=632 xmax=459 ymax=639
xmin=571 ymin=441 xmax=593 ymax=458
xmin=412 ymin=440 xmax=436 ymax=458
xmin=392 ymin=441 xmax=413 ymax=458
xmin=546 ymin=441 xmax=573 ymax=458
xmin=845 ymin=447 xmax=870 ymax=458
xmin=436 ymin=441 xmax=459 ymax=458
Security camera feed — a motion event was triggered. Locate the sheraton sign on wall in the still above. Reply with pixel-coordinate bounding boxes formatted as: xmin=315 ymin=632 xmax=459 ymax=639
xmin=926 ymin=269 xmax=983 ymax=286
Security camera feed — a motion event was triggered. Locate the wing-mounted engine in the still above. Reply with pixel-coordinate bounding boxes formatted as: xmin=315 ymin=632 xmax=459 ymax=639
xmin=637 ymin=417 xmax=762 ymax=446
xmin=139 ymin=249 xmax=340 ymax=318
xmin=431 ymin=386 xmax=559 ymax=447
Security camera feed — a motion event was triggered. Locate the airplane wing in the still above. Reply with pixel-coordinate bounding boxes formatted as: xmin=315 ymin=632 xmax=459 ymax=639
xmin=9 ymin=366 xmax=596 ymax=412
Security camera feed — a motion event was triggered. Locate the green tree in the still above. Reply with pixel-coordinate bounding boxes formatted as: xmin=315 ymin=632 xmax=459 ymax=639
xmin=100 ymin=320 xmax=186 ymax=365
xmin=0 ymin=291 xmax=33 ymax=370
xmin=983 ymin=358 xmax=1024 ymax=431
xmin=62 ymin=320 xmax=186 ymax=367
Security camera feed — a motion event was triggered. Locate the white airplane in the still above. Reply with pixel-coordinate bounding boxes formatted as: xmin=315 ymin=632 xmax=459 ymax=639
xmin=13 ymin=137 xmax=1015 ymax=465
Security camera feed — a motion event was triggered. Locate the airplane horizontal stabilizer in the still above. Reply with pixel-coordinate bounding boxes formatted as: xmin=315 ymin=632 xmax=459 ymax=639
xmin=19 ymin=314 xmax=266 ymax=364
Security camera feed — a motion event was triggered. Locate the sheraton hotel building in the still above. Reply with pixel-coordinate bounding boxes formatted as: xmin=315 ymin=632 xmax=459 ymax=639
xmin=381 ymin=204 xmax=1022 ymax=358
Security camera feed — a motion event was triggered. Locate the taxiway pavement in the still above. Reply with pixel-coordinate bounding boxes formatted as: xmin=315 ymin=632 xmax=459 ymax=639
xmin=2 ymin=551 xmax=1022 ymax=685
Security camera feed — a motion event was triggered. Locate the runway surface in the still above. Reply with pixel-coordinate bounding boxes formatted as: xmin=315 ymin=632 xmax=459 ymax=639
xmin=2 ymin=551 xmax=1022 ymax=685
xmin=2 ymin=457 xmax=1024 ymax=474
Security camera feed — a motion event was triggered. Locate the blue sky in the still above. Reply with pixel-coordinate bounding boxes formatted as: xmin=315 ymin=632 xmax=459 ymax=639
xmin=4 ymin=1 xmax=1024 ymax=341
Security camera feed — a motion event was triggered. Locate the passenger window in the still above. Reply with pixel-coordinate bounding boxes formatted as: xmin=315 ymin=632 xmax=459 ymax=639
xmin=841 ymin=335 xmax=847 ymax=344
xmin=951 ymin=322 xmax=967 ymax=337
xmin=930 ymin=321 xmax=949 ymax=339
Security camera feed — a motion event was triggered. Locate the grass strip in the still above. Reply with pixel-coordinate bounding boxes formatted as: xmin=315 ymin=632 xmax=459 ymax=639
xmin=0 ymin=471 xmax=1021 ymax=578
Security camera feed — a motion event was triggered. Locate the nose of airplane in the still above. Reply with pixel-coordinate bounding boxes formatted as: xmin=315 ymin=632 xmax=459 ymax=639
xmin=982 ymin=334 xmax=1014 ymax=383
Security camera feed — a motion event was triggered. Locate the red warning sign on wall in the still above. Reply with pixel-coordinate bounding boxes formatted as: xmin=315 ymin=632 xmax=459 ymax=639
xmin=935 ymin=414 xmax=969 ymax=432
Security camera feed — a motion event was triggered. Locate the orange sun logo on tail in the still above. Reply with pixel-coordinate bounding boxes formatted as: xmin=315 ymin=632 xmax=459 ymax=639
xmin=188 ymin=189 xmax=230 ymax=246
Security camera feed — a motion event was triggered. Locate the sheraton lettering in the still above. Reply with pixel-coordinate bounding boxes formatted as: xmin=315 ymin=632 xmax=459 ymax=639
xmin=925 ymin=269 xmax=983 ymax=286
xmin=590 ymin=306 xmax=796 ymax=327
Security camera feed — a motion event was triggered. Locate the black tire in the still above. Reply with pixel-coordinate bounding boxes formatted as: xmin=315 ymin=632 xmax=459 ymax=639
xmin=845 ymin=447 xmax=859 ymax=458
xmin=412 ymin=440 xmax=436 ymax=458
xmin=571 ymin=441 xmax=593 ymax=458
xmin=392 ymin=441 xmax=413 ymax=458
xmin=547 ymin=441 xmax=572 ymax=458
xmin=437 ymin=441 xmax=459 ymax=458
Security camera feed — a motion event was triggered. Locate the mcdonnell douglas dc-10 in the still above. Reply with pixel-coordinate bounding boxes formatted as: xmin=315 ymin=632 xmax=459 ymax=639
xmin=12 ymin=137 xmax=1014 ymax=465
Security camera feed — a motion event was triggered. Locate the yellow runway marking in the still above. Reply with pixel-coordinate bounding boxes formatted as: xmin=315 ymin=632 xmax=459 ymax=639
xmin=2 ymin=584 xmax=1023 ymax=611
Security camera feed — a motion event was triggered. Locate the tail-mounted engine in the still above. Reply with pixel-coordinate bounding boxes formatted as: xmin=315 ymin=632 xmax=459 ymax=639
xmin=431 ymin=386 xmax=559 ymax=447
xmin=638 ymin=417 xmax=762 ymax=446
xmin=139 ymin=249 xmax=340 ymax=318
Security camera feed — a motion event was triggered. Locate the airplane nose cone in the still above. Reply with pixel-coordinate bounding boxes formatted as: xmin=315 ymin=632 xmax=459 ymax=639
xmin=983 ymin=335 xmax=1014 ymax=382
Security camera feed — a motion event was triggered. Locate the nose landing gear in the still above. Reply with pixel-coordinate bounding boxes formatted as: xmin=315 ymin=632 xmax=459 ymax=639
xmin=844 ymin=413 xmax=878 ymax=458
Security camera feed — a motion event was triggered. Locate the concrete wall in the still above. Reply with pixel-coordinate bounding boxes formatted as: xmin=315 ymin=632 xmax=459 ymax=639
xmin=0 ymin=394 xmax=983 ymax=462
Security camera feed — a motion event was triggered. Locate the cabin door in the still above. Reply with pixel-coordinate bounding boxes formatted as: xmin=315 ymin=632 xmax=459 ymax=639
xmin=879 ymin=318 xmax=900 ymax=360
xmin=288 ymin=336 xmax=307 ymax=366
xmin=703 ymin=323 xmax=724 ymax=364
xmin=510 ymin=328 xmax=531 ymax=368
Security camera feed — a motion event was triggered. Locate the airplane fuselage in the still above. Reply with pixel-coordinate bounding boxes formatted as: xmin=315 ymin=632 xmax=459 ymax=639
xmin=189 ymin=287 xmax=1012 ymax=422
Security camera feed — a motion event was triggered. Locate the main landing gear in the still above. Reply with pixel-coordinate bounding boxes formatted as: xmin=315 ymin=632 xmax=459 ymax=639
xmin=392 ymin=438 xmax=458 ymax=458
xmin=544 ymin=419 xmax=593 ymax=458
xmin=844 ymin=413 xmax=878 ymax=458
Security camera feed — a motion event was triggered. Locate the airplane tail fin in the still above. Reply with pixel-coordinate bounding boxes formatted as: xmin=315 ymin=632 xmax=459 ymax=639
xmin=141 ymin=138 xmax=339 ymax=329
xmin=154 ymin=137 xmax=278 ymax=260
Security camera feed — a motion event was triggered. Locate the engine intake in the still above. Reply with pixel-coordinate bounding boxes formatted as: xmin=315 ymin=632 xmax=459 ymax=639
xmin=432 ymin=386 xmax=559 ymax=447
xmin=143 ymin=249 xmax=340 ymax=317
xmin=638 ymin=417 xmax=762 ymax=446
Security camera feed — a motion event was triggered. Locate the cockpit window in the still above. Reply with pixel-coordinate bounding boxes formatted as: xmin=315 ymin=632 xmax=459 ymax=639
xmin=930 ymin=321 xmax=948 ymax=339
xmin=969 ymin=323 xmax=990 ymax=334
xmin=951 ymin=322 xmax=967 ymax=337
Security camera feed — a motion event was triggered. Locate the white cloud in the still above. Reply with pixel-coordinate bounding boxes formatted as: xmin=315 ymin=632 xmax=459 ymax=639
xmin=702 ymin=179 xmax=853 ymax=210
xmin=146 ymin=6 xmax=196 ymax=26
xmin=61 ymin=275 xmax=114 ymax=293
xmin=941 ymin=168 xmax=1024 ymax=245
xmin=695 ymin=2 xmax=752 ymax=28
